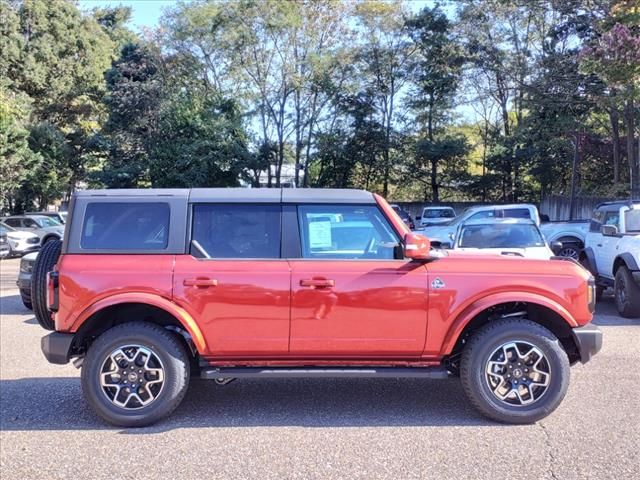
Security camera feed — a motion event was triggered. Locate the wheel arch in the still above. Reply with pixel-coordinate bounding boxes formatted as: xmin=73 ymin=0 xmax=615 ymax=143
xmin=613 ymin=253 xmax=639 ymax=275
xmin=442 ymin=294 xmax=581 ymax=365
xmin=553 ymin=234 xmax=584 ymax=245
xmin=41 ymin=233 xmax=61 ymax=244
xmin=70 ymin=293 xmax=207 ymax=357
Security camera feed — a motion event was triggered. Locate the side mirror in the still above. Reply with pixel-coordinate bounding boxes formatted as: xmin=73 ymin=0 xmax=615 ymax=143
xmin=404 ymin=233 xmax=431 ymax=260
xmin=601 ymin=225 xmax=618 ymax=236
xmin=550 ymin=241 xmax=563 ymax=254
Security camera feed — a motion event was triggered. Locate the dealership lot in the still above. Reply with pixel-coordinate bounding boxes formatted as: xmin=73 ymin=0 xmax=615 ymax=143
xmin=0 ymin=257 xmax=638 ymax=480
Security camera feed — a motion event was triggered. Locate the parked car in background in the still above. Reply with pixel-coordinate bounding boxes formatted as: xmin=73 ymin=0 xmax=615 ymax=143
xmin=539 ymin=220 xmax=589 ymax=260
xmin=0 ymin=232 xmax=10 ymax=258
xmin=0 ymin=222 xmax=41 ymax=256
xmin=390 ymin=204 xmax=415 ymax=229
xmin=26 ymin=211 xmax=68 ymax=224
xmin=419 ymin=204 xmax=538 ymax=247
xmin=2 ymin=214 xmax=65 ymax=245
xmin=579 ymin=200 xmax=640 ymax=318
xmin=452 ymin=219 xmax=556 ymax=260
xmin=417 ymin=206 xmax=456 ymax=227
xmin=17 ymin=251 xmax=37 ymax=309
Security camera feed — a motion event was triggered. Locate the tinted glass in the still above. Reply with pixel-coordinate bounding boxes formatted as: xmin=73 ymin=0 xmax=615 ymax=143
xmin=298 ymin=205 xmax=399 ymax=259
xmin=468 ymin=210 xmax=496 ymax=221
xmin=499 ymin=208 xmax=532 ymax=219
xmin=459 ymin=224 xmax=545 ymax=248
xmin=191 ymin=204 xmax=281 ymax=259
xmin=81 ymin=203 xmax=169 ymax=250
xmin=35 ymin=217 xmax=61 ymax=227
xmin=424 ymin=208 xmax=454 ymax=218
xmin=4 ymin=218 xmax=20 ymax=228
xmin=603 ymin=212 xmax=620 ymax=228
xmin=23 ymin=218 xmax=38 ymax=228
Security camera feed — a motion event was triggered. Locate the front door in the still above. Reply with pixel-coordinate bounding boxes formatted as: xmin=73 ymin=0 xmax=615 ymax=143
xmin=173 ymin=203 xmax=290 ymax=356
xmin=289 ymin=204 xmax=429 ymax=356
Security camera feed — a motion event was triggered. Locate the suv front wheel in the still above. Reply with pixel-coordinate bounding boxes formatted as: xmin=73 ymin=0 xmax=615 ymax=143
xmin=614 ymin=266 xmax=640 ymax=318
xmin=460 ymin=318 xmax=570 ymax=424
xmin=81 ymin=322 xmax=190 ymax=427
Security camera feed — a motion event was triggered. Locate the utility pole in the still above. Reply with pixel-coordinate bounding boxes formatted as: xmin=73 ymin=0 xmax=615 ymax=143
xmin=569 ymin=131 xmax=582 ymax=221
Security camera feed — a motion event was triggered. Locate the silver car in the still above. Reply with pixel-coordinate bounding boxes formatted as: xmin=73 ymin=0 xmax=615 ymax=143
xmin=3 ymin=215 xmax=65 ymax=245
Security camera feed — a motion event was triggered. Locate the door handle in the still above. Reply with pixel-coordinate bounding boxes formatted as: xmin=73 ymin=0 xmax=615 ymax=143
xmin=300 ymin=278 xmax=335 ymax=289
xmin=597 ymin=244 xmax=603 ymax=247
xmin=183 ymin=278 xmax=218 ymax=288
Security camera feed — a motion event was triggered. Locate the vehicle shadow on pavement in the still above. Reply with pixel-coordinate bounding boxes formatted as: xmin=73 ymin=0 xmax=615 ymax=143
xmin=0 ymin=376 xmax=499 ymax=432
xmin=593 ymin=297 xmax=639 ymax=326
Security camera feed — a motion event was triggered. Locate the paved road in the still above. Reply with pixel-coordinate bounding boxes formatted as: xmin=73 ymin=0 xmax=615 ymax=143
xmin=1 ymin=258 xmax=638 ymax=479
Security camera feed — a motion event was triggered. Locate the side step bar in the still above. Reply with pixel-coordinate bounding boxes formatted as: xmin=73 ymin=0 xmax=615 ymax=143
xmin=201 ymin=366 xmax=449 ymax=380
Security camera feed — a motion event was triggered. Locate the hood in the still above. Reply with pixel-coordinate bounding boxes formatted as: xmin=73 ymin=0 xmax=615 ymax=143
xmin=455 ymin=246 xmax=553 ymax=260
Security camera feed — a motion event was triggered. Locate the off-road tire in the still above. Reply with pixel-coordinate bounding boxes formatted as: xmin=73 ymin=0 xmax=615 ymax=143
xmin=460 ymin=318 xmax=570 ymax=424
xmin=81 ymin=322 xmax=190 ymax=427
xmin=614 ymin=266 xmax=640 ymax=318
xmin=31 ymin=239 xmax=62 ymax=330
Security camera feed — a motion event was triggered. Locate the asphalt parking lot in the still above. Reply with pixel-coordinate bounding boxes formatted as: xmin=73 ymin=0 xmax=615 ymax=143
xmin=0 ymin=257 xmax=638 ymax=480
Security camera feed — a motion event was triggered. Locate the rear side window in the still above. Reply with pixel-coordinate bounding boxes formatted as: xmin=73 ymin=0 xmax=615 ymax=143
xmin=81 ymin=203 xmax=170 ymax=250
xmin=191 ymin=204 xmax=281 ymax=259
xmin=297 ymin=205 xmax=399 ymax=260
xmin=499 ymin=208 xmax=532 ymax=219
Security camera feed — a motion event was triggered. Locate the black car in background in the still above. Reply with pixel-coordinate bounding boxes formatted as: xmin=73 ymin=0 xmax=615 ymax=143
xmin=391 ymin=204 xmax=415 ymax=230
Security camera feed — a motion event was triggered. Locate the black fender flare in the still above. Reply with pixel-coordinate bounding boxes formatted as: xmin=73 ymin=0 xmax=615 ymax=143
xmin=614 ymin=252 xmax=639 ymax=274
xmin=579 ymin=247 xmax=598 ymax=276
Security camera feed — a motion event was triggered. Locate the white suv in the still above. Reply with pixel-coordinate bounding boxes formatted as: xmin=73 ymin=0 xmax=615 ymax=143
xmin=580 ymin=201 xmax=640 ymax=318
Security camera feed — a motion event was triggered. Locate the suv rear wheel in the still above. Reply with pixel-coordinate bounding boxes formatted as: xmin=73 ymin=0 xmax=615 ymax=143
xmin=460 ymin=318 xmax=570 ymax=424
xmin=81 ymin=322 xmax=190 ymax=427
xmin=614 ymin=266 xmax=640 ymax=318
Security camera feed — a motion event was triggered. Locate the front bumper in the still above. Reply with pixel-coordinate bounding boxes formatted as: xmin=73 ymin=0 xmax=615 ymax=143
xmin=41 ymin=332 xmax=74 ymax=365
xmin=571 ymin=324 xmax=603 ymax=364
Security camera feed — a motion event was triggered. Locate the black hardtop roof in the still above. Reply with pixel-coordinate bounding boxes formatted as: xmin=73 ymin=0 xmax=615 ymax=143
xmin=74 ymin=188 xmax=376 ymax=204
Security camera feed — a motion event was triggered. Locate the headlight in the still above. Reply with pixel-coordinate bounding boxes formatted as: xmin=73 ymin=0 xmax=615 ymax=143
xmin=20 ymin=259 xmax=34 ymax=273
xmin=27 ymin=237 xmax=40 ymax=244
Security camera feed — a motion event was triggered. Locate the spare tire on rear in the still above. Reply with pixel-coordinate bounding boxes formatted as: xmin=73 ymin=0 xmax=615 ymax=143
xmin=32 ymin=239 xmax=62 ymax=330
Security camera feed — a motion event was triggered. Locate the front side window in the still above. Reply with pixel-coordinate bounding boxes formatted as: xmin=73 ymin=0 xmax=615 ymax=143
xmin=191 ymin=204 xmax=281 ymax=259
xmin=603 ymin=212 xmax=620 ymax=229
xmin=36 ymin=216 xmax=62 ymax=227
xmin=81 ymin=202 xmax=170 ymax=250
xmin=298 ymin=205 xmax=399 ymax=260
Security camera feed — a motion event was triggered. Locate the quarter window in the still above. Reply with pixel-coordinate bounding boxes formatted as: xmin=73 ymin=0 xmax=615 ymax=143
xmin=81 ymin=202 xmax=170 ymax=250
xmin=191 ymin=204 xmax=281 ymax=259
xmin=297 ymin=205 xmax=399 ymax=259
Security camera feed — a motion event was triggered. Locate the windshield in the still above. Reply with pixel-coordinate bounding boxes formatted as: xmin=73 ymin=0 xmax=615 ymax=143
xmin=35 ymin=217 xmax=62 ymax=227
xmin=459 ymin=224 xmax=545 ymax=249
xmin=423 ymin=208 xmax=454 ymax=219
xmin=626 ymin=209 xmax=640 ymax=232
xmin=0 ymin=223 xmax=16 ymax=234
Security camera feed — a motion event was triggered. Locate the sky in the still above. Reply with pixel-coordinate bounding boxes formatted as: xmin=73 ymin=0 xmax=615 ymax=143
xmin=78 ymin=0 xmax=456 ymax=32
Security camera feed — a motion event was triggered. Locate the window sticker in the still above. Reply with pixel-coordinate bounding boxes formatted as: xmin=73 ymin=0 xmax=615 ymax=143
xmin=308 ymin=219 xmax=332 ymax=248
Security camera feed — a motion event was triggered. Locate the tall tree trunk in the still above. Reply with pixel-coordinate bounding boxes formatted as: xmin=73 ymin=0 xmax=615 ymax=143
xmin=625 ymin=98 xmax=638 ymax=197
xmin=431 ymin=159 xmax=439 ymax=202
xmin=610 ymin=108 xmax=621 ymax=184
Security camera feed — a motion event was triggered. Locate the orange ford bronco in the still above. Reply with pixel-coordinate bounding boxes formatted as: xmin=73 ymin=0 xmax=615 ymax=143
xmin=33 ymin=188 xmax=602 ymax=426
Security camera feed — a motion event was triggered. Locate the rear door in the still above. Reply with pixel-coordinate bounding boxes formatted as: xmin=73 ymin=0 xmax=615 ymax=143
xmin=288 ymin=204 xmax=429 ymax=356
xmin=173 ymin=203 xmax=291 ymax=356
